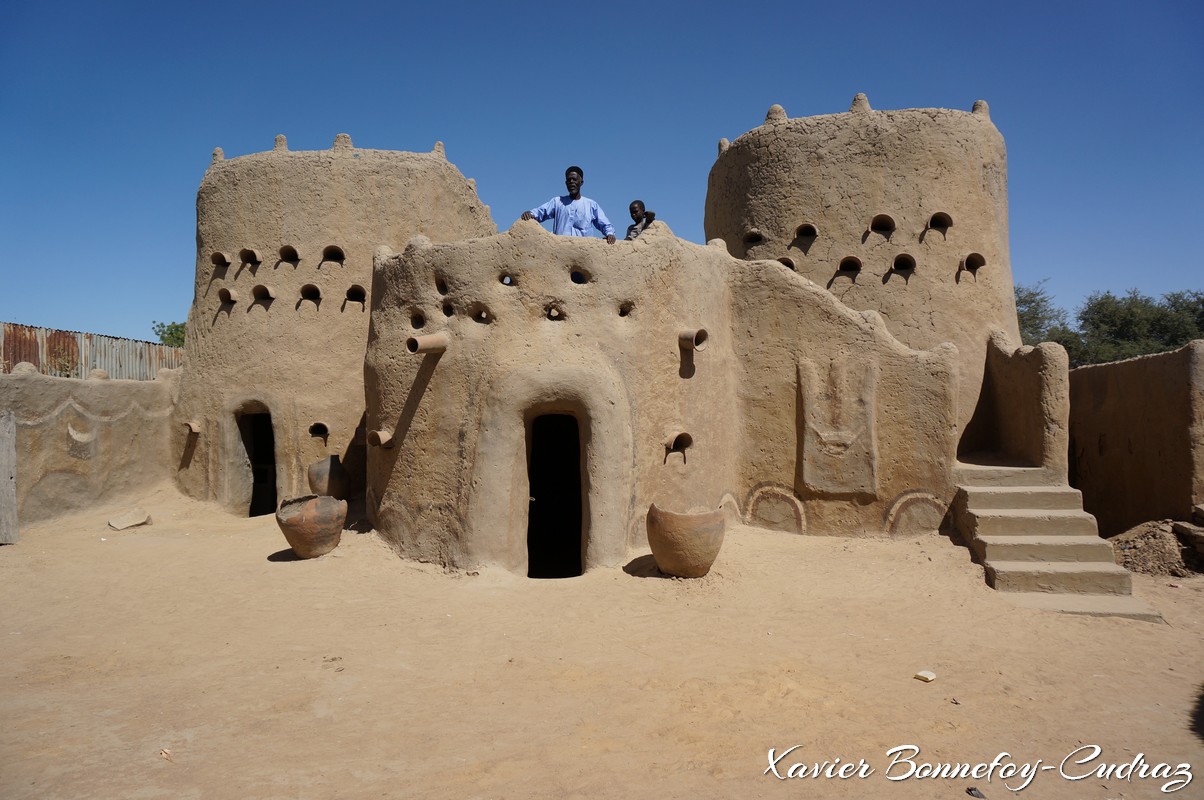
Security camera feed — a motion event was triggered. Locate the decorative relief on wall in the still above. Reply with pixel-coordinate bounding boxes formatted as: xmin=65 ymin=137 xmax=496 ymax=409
xmin=746 ymin=483 xmax=806 ymax=534
xmin=797 ymin=357 xmax=878 ymax=497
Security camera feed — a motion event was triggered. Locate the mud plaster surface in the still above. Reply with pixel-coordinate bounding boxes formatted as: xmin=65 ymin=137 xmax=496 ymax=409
xmin=1 ymin=485 xmax=1202 ymax=800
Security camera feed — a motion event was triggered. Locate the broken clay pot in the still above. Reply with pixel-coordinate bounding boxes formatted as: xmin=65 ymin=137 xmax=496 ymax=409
xmin=276 ymin=495 xmax=347 ymax=559
xmin=307 ymin=455 xmax=349 ymax=500
xmin=646 ymin=503 xmax=725 ymax=578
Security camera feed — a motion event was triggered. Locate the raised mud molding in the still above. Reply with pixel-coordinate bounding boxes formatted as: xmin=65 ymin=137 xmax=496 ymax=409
xmin=952 ymin=474 xmax=1163 ymax=622
xmin=1 ymin=410 xmax=17 ymax=544
xmin=798 ymin=358 xmax=877 ymax=496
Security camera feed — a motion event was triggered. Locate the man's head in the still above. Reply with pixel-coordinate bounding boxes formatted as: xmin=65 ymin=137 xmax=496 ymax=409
xmin=565 ymin=166 xmax=584 ymax=198
xmin=629 ymin=200 xmax=645 ymax=223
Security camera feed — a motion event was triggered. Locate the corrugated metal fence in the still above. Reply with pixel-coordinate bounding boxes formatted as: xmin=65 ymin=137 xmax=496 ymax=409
xmin=1 ymin=322 xmax=183 ymax=380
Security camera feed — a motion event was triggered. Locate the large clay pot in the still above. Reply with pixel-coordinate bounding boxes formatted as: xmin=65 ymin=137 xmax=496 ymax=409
xmin=646 ymin=503 xmax=725 ymax=578
xmin=276 ymin=495 xmax=347 ymax=558
xmin=307 ymin=455 xmax=349 ymax=500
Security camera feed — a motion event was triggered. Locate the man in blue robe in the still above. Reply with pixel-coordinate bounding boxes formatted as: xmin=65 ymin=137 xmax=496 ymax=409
xmin=521 ymin=166 xmax=616 ymax=243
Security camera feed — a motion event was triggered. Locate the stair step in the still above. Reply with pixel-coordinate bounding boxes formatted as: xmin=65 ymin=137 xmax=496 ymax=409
xmin=968 ymin=509 xmax=1099 ymax=537
xmin=972 ymin=535 xmax=1114 ymax=563
xmin=1172 ymin=521 xmax=1204 ymax=558
xmin=960 ymin=485 xmax=1083 ymax=511
xmin=1003 ymin=592 xmax=1164 ymax=623
xmin=985 ymin=561 xmax=1132 ymax=595
xmin=954 ymin=462 xmax=1048 ymax=487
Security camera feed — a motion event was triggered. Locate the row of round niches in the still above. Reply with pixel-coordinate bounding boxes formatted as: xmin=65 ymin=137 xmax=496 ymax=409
xmin=773 ymin=252 xmax=987 ymax=274
xmin=743 ymin=213 xmax=956 ymax=247
xmin=210 ymin=245 xmax=346 ymax=270
xmin=409 ymin=298 xmax=638 ymax=328
xmin=217 ymin=284 xmax=367 ymax=305
xmin=432 ymin=267 xmax=594 ymax=297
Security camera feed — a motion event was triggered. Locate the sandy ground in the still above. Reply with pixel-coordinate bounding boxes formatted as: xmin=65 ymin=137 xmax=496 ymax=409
xmin=2 ymin=484 xmax=1202 ymax=800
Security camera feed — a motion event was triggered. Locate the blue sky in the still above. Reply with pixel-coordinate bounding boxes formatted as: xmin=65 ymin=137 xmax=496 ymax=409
xmin=1 ymin=0 xmax=1200 ymax=342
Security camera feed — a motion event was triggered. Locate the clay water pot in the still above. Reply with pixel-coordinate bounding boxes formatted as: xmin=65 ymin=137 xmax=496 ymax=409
xmin=307 ymin=455 xmax=349 ymax=500
xmin=646 ymin=503 xmax=725 ymax=578
xmin=276 ymin=495 xmax=347 ymax=558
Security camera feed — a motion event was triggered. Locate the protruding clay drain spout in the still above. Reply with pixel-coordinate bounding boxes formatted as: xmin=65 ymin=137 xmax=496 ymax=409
xmin=678 ymin=329 xmax=708 ymax=352
xmin=406 ymin=332 xmax=449 ymax=354
xmin=368 ymin=429 xmax=395 ymax=448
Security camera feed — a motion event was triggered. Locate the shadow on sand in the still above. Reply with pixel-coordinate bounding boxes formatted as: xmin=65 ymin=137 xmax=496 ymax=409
xmin=623 ymin=554 xmax=673 ymax=579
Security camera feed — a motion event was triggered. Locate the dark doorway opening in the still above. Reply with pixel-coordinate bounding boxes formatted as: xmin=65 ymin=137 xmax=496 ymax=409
xmin=238 ymin=411 xmax=277 ymax=516
xmin=527 ymin=413 xmax=583 ymax=578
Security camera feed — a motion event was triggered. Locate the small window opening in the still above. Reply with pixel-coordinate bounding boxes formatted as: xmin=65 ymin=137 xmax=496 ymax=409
xmin=442 ymin=302 xmax=454 ymax=317
xmin=618 ymin=301 xmax=635 ymax=317
xmin=743 ymin=230 xmax=764 ymax=246
xmin=321 ymin=245 xmax=345 ymax=264
xmin=796 ymin=223 xmax=818 ymax=238
xmin=499 ymin=273 xmax=515 ymax=286
xmin=964 ymin=253 xmax=987 ymax=272
xmin=893 ymin=254 xmax=916 ymax=272
xmin=570 ymin=269 xmax=591 ymax=284
xmin=838 ymin=257 xmax=862 ymax=273
xmin=928 ymin=212 xmax=953 ymax=232
xmin=436 ymin=276 xmax=449 ymax=295
xmin=870 ymin=214 xmax=896 ymax=236
xmin=300 ymin=284 xmax=321 ymax=302
xmin=665 ymin=432 xmax=694 ymax=463
xmin=468 ymin=303 xmax=493 ymax=324
xmin=411 ymin=311 xmax=426 ymax=329
xmin=309 ymin=422 xmax=329 ymax=438
xmin=546 ymin=304 xmax=565 ymax=321
xmin=346 ymin=285 xmax=367 ymax=304
xmin=279 ymin=245 xmax=300 ymax=265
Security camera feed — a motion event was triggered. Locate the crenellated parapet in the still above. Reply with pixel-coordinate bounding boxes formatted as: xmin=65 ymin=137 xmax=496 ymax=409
xmin=173 ymin=135 xmax=496 ymax=513
xmin=705 ymin=95 xmax=1019 ymax=432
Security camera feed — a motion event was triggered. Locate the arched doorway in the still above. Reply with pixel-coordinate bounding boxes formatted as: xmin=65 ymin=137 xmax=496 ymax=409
xmin=235 ymin=404 xmax=277 ymax=516
xmin=526 ymin=413 xmax=583 ymax=578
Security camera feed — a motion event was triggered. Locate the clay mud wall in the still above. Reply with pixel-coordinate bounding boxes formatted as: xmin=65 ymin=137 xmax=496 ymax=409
xmin=704 ymin=97 xmax=1019 ymax=437
xmin=173 ymin=136 xmax=496 ymax=514
xmin=366 ymin=223 xmax=959 ymax=574
xmin=726 ymin=258 xmax=959 ymax=537
xmin=366 ymin=223 xmax=738 ymax=572
xmin=959 ymin=332 xmax=1070 ymax=478
xmin=1069 ymin=341 xmax=1204 ymax=535
xmin=0 ymin=366 xmax=177 ymax=528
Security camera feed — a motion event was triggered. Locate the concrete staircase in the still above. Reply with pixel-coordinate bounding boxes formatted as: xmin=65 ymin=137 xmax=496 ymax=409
xmin=952 ymin=464 xmax=1162 ymax=622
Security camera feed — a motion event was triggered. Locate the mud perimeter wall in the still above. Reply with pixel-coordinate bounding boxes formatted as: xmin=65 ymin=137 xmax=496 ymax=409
xmin=1069 ymin=341 xmax=1204 ymax=535
xmin=0 ymin=366 xmax=178 ymax=530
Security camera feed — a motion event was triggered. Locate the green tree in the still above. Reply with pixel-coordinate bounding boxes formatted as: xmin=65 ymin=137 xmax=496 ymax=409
xmin=152 ymin=320 xmax=186 ymax=348
xmin=1014 ymin=280 xmax=1069 ymax=346
xmin=1075 ymin=289 xmax=1203 ymax=365
xmin=1016 ymin=284 xmax=1204 ymax=367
